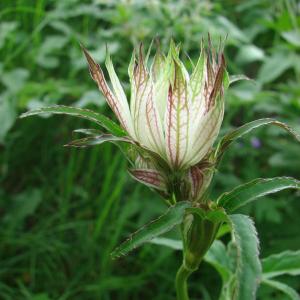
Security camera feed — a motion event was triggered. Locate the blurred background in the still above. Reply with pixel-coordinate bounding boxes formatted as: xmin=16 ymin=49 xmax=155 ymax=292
xmin=0 ymin=0 xmax=300 ymax=299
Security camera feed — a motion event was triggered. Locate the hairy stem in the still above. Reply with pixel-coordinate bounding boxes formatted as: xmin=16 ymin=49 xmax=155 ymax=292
xmin=175 ymin=264 xmax=194 ymax=300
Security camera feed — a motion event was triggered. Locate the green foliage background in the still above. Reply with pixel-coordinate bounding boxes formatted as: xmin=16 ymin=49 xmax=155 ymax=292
xmin=0 ymin=0 xmax=300 ymax=299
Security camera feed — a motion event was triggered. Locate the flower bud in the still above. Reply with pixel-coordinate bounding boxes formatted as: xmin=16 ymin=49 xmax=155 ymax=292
xmin=82 ymin=38 xmax=228 ymax=201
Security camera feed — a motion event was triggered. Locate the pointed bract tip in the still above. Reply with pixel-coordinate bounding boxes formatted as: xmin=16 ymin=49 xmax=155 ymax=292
xmin=139 ymin=42 xmax=144 ymax=54
xmin=81 ymin=45 xmax=97 ymax=68
xmin=154 ymin=36 xmax=161 ymax=48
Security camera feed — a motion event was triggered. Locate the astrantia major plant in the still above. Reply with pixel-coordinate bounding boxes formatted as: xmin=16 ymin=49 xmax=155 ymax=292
xmin=20 ymin=39 xmax=300 ymax=300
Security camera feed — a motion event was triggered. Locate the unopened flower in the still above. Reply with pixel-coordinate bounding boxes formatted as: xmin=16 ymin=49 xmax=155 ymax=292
xmin=81 ymin=40 xmax=228 ymax=201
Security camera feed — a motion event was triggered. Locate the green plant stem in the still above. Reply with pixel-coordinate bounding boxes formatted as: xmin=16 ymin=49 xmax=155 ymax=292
xmin=175 ymin=264 xmax=193 ymax=300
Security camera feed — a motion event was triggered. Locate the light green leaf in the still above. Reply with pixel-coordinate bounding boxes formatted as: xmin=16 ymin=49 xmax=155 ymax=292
xmin=36 ymin=35 xmax=69 ymax=69
xmin=262 ymin=279 xmax=300 ymax=300
xmin=215 ymin=118 xmax=300 ymax=162
xmin=227 ymin=214 xmax=261 ymax=300
xmin=0 ymin=21 xmax=18 ymax=49
xmin=262 ymin=250 xmax=300 ymax=279
xmin=281 ymin=31 xmax=300 ymax=47
xmin=0 ymin=93 xmax=16 ymax=143
xmin=1 ymin=68 xmax=29 ymax=92
xmin=19 ymin=105 xmax=126 ymax=137
xmin=111 ymin=201 xmax=191 ymax=259
xmin=236 ymin=44 xmax=265 ymax=64
xmin=258 ymin=52 xmax=293 ymax=84
xmin=217 ymin=177 xmax=300 ymax=213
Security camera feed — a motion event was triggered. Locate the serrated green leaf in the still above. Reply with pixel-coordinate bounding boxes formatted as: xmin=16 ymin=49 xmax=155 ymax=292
xmin=20 ymin=105 xmax=127 ymax=137
xmin=111 ymin=201 xmax=191 ymax=259
xmin=215 ymin=118 xmax=300 ymax=162
xmin=262 ymin=250 xmax=300 ymax=279
xmin=262 ymin=279 xmax=300 ymax=300
xmin=227 ymin=214 xmax=261 ymax=300
xmin=217 ymin=177 xmax=300 ymax=213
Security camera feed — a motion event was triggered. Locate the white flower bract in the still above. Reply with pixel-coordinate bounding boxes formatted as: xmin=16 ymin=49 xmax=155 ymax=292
xmin=82 ymin=40 xmax=227 ymax=171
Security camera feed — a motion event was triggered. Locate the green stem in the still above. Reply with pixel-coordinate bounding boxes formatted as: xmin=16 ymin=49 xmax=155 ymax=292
xmin=175 ymin=264 xmax=193 ymax=300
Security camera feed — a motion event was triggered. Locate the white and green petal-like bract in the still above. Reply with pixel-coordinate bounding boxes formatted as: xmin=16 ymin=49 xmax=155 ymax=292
xmin=82 ymin=41 xmax=227 ymax=173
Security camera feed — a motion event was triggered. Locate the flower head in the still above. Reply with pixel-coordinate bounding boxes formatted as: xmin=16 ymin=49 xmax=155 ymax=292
xmin=82 ymin=39 xmax=228 ymax=202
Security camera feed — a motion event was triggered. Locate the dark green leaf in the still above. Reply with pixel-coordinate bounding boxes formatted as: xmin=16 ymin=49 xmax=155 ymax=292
xmin=217 ymin=177 xmax=300 ymax=213
xmin=215 ymin=118 xmax=300 ymax=162
xmin=111 ymin=201 xmax=191 ymax=259
xmin=262 ymin=250 xmax=300 ymax=279
xmin=20 ymin=105 xmax=127 ymax=137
